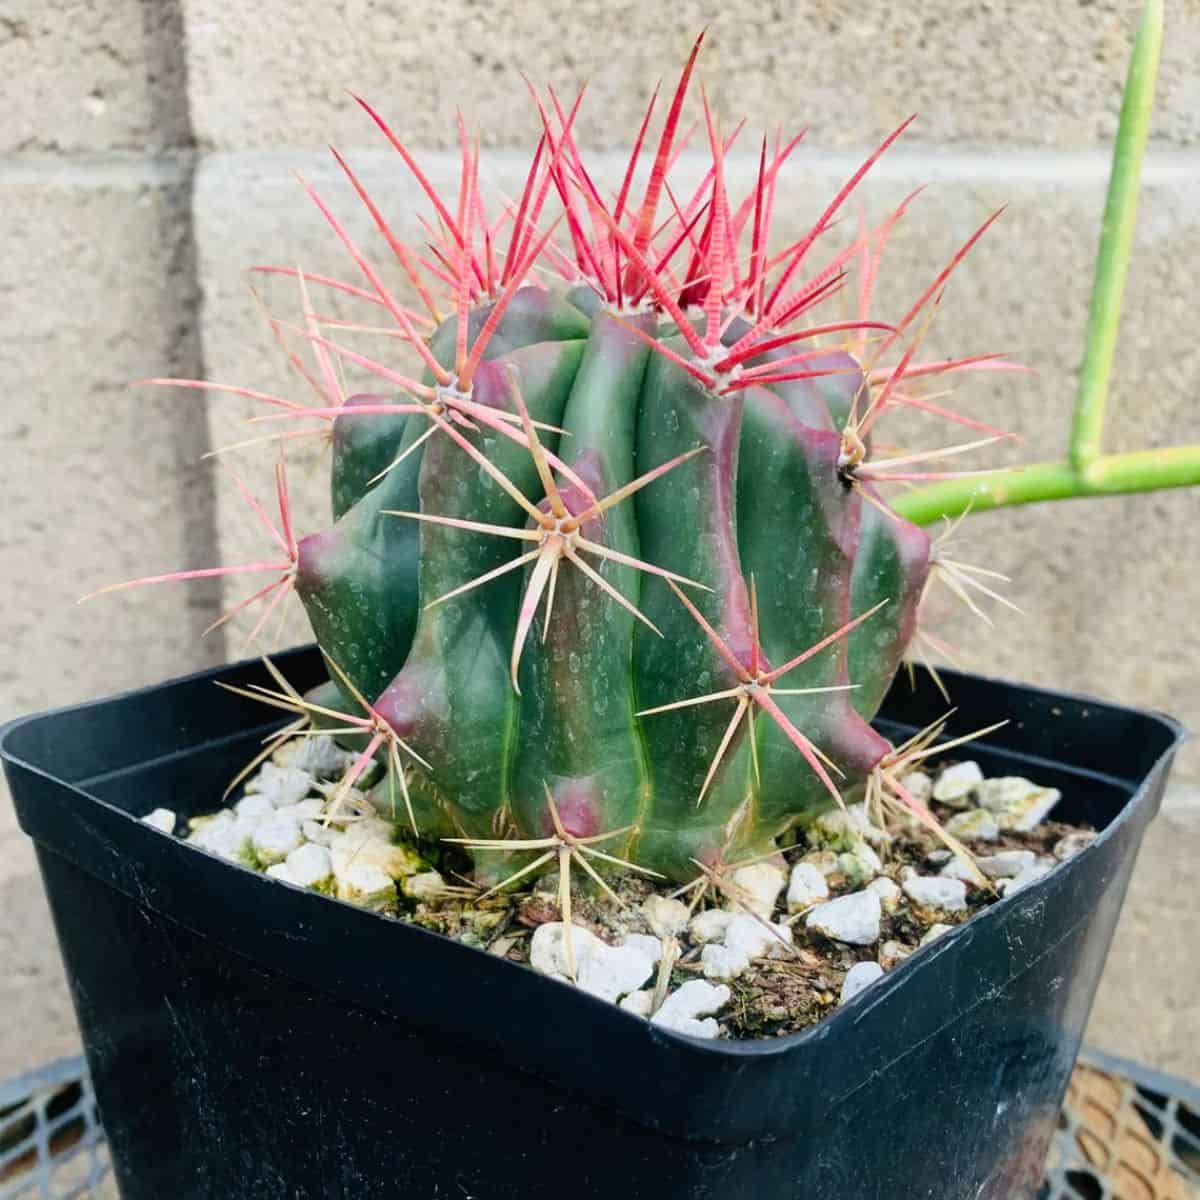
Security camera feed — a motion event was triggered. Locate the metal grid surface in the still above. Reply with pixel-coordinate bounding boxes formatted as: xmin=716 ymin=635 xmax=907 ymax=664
xmin=2 ymin=1048 xmax=1195 ymax=1198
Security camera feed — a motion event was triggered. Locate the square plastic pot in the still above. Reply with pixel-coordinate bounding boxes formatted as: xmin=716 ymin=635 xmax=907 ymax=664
xmin=1 ymin=648 xmax=1185 ymax=1199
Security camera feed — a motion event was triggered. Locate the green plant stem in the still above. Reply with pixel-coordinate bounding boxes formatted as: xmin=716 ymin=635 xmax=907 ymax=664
xmin=1070 ymin=0 xmax=1162 ymax=471
xmin=892 ymin=444 xmax=1200 ymax=526
xmin=896 ymin=0 xmax=1180 ymax=529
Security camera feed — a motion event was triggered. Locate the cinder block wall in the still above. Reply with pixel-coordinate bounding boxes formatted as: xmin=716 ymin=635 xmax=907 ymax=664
xmin=1 ymin=0 xmax=1197 ymax=1079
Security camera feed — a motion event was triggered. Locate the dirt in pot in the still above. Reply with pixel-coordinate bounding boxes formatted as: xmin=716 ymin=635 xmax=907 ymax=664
xmin=141 ymin=736 xmax=1095 ymax=1042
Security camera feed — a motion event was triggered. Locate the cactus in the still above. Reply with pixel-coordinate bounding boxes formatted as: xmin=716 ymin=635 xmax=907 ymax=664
xmin=98 ymin=11 xmax=1200 ymax=892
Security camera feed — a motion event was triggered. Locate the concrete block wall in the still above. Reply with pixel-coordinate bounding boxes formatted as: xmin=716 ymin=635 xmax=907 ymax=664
xmin=1 ymin=0 xmax=1197 ymax=1081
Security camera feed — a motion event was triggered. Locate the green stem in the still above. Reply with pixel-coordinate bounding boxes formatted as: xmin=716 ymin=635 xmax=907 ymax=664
xmin=1069 ymin=0 xmax=1162 ymax=471
xmin=894 ymin=1 xmax=1184 ymax=529
xmin=892 ymin=444 xmax=1200 ymax=526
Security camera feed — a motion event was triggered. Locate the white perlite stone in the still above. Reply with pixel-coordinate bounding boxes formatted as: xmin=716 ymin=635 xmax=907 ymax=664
xmin=234 ymin=793 xmax=275 ymax=820
xmin=940 ymin=857 xmax=983 ymax=886
xmin=806 ymin=890 xmax=882 ymax=946
xmin=998 ymin=862 xmax=1055 ymax=897
xmin=880 ymin=940 xmax=911 ymax=970
xmin=643 ymin=895 xmax=689 ymax=939
xmin=284 ymin=843 xmax=333 ymax=888
xmin=265 ymin=863 xmax=296 ymax=884
xmin=977 ymin=850 xmax=1038 ymax=879
xmin=866 ymin=876 xmax=902 ymax=913
xmin=141 ymin=808 xmax=176 ymax=833
xmin=944 ymin=809 xmax=1000 ymax=843
xmin=787 ymin=862 xmax=830 ymax=912
xmin=932 ymin=761 xmax=984 ymax=806
xmin=401 ymin=870 xmax=447 ymax=901
xmin=899 ymin=770 xmax=933 ymax=804
xmin=621 ymin=933 xmax=664 ymax=965
xmin=651 ymin=980 xmax=730 ymax=1039
xmin=335 ymin=862 xmax=396 ymax=909
xmin=275 ymin=798 xmax=326 ymax=821
xmin=281 ymin=734 xmax=350 ymax=779
xmin=530 ymin=923 xmax=656 ymax=1003
xmin=331 ymin=818 xmax=424 ymax=890
xmin=246 ymin=763 xmax=313 ymax=807
xmin=723 ymin=862 xmax=786 ymax=921
xmin=701 ymin=915 xmax=792 ymax=981
xmin=975 ymin=777 xmax=1062 ymax=831
xmin=920 ymin=923 xmax=955 ymax=947
xmin=188 ymin=811 xmax=254 ymax=863
xmin=251 ymin=815 xmax=303 ymax=865
xmin=902 ymin=875 xmax=968 ymax=913
xmin=689 ymin=909 xmax=736 ymax=944
xmin=619 ymin=990 xmax=654 ymax=1017
xmin=302 ymin=818 xmax=338 ymax=846
xmin=1054 ymin=832 xmax=1097 ymax=861
xmin=840 ymin=961 xmax=884 ymax=1005
xmin=801 ymin=850 xmax=840 ymax=877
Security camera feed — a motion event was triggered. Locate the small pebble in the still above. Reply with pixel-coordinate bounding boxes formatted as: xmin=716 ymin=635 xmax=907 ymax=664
xmin=530 ymin=923 xmax=655 ymax=1003
xmin=880 ymin=940 xmax=912 ymax=970
xmin=977 ymin=850 xmax=1037 ymax=879
xmin=840 ymin=961 xmax=884 ymax=1005
xmin=401 ymin=870 xmax=447 ymax=901
xmin=234 ymin=793 xmax=275 ymax=820
xmin=619 ymin=990 xmax=654 ymax=1017
xmin=141 ymin=808 xmax=176 ymax=834
xmin=998 ymin=862 xmax=1054 ymax=897
xmin=944 ymin=809 xmax=1000 ymax=843
xmin=689 ymin=909 xmax=735 ymax=944
xmin=806 ymin=890 xmax=882 ymax=946
xmin=801 ymin=850 xmax=840 ymax=878
xmin=902 ymin=875 xmax=968 ymax=913
xmin=787 ymin=862 xmax=830 ymax=913
xmin=284 ymin=842 xmax=333 ymax=888
xmin=621 ymin=933 xmax=664 ymax=965
xmin=976 ymin=777 xmax=1062 ymax=831
xmin=932 ymin=761 xmax=983 ymax=806
xmin=265 ymin=863 xmax=295 ymax=884
xmin=899 ymin=771 xmax=933 ymax=804
xmin=335 ymin=862 xmax=397 ymax=909
xmin=251 ymin=815 xmax=304 ymax=866
xmin=651 ymin=980 xmax=730 ymax=1039
xmin=723 ymin=863 xmax=786 ymax=921
xmin=920 ymin=923 xmax=955 ymax=947
xmin=246 ymin=763 xmax=313 ymax=808
xmin=940 ymin=857 xmax=983 ymax=886
xmin=643 ymin=895 xmax=689 ymax=939
xmin=275 ymin=798 xmax=326 ymax=821
xmin=1054 ymin=832 xmax=1097 ymax=861
xmin=302 ymin=819 xmax=338 ymax=846
xmin=866 ymin=876 xmax=902 ymax=913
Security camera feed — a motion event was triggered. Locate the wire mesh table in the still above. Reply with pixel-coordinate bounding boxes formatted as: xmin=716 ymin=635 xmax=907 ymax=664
xmin=3 ymin=1046 xmax=1196 ymax=1199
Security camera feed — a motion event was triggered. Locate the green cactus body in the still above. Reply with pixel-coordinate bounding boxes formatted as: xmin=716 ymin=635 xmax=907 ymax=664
xmin=294 ymin=283 xmax=931 ymax=881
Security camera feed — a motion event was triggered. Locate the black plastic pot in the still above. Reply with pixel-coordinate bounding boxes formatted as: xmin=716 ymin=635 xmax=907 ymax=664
xmin=1 ymin=648 xmax=1185 ymax=1200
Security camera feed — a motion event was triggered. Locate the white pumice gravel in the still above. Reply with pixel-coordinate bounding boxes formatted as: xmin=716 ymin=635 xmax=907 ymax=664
xmin=284 ymin=843 xmax=333 ymax=888
xmin=944 ymin=809 xmax=1000 ymax=843
xmin=840 ymin=961 xmax=884 ymax=1005
xmin=688 ymin=909 xmax=736 ymax=944
xmin=141 ymin=808 xmax=176 ymax=833
xmin=643 ymin=895 xmax=690 ymax=939
xmin=866 ymin=876 xmax=902 ymax=913
xmin=722 ymin=863 xmax=786 ymax=921
xmin=976 ymin=850 xmax=1038 ymax=879
xmin=530 ymin=923 xmax=656 ymax=1004
xmin=975 ymin=777 xmax=1062 ymax=831
xmin=787 ymin=862 xmax=830 ymax=912
xmin=245 ymin=763 xmax=314 ymax=808
xmin=650 ymin=980 xmax=730 ymax=1039
xmin=805 ymin=890 xmax=882 ymax=946
xmin=932 ymin=761 xmax=984 ymax=806
xmin=902 ymin=875 xmax=968 ymax=913
xmin=251 ymin=815 xmax=304 ymax=866
xmin=920 ymin=923 xmax=956 ymax=947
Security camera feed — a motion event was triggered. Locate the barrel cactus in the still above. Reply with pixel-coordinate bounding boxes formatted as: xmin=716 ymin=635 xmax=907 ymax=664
xmin=104 ymin=24 xmax=1198 ymax=893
